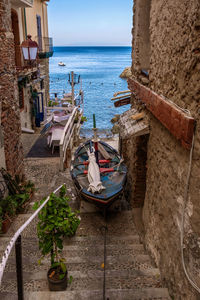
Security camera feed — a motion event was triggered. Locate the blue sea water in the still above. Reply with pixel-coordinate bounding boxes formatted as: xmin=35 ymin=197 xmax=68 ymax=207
xmin=49 ymin=46 xmax=131 ymax=136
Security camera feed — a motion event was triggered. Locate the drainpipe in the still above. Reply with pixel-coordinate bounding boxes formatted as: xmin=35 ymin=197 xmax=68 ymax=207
xmin=24 ymin=8 xmax=27 ymax=39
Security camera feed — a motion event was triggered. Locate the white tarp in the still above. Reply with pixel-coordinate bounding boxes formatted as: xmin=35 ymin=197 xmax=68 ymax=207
xmin=87 ymin=147 xmax=105 ymax=194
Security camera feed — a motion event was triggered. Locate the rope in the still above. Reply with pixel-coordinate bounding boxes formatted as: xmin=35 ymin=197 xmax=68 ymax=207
xmin=180 ymin=133 xmax=200 ymax=293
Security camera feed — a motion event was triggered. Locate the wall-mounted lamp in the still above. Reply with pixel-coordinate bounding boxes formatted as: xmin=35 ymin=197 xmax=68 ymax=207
xmin=21 ymin=35 xmax=38 ymax=62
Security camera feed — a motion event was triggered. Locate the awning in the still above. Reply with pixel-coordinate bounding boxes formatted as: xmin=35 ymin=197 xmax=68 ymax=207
xmin=118 ymin=108 xmax=149 ymax=139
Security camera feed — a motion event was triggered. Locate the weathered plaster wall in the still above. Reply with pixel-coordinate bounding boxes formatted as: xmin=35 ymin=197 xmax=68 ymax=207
xmin=20 ymin=85 xmax=33 ymax=129
xmin=0 ymin=0 xmax=24 ymax=176
xmin=132 ymin=0 xmax=151 ymax=83
xmin=40 ymin=57 xmax=50 ymax=106
xmin=146 ymin=0 xmax=200 ymax=298
xmin=128 ymin=0 xmax=200 ymax=298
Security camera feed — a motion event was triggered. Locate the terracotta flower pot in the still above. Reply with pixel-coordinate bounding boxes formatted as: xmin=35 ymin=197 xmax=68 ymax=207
xmin=1 ymin=218 xmax=12 ymax=234
xmin=47 ymin=267 xmax=68 ymax=291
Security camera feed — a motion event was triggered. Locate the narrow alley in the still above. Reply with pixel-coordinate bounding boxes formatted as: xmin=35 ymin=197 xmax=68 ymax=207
xmin=0 ymin=133 xmax=170 ymax=299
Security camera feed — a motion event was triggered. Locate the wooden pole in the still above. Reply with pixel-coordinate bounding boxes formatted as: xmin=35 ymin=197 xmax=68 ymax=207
xmin=111 ymin=94 xmax=131 ymax=101
xmin=71 ymin=71 xmax=75 ymax=106
xmin=113 ymin=90 xmax=130 ymax=97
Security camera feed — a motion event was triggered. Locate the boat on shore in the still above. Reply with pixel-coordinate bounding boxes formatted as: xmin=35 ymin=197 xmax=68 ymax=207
xmin=70 ymin=139 xmax=127 ymax=210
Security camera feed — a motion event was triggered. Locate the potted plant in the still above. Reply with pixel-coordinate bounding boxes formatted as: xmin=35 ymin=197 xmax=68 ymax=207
xmin=0 ymin=195 xmax=18 ymax=233
xmin=0 ymin=169 xmax=35 ymax=233
xmin=33 ymin=185 xmax=80 ymax=291
xmin=80 ymin=116 xmax=87 ymax=124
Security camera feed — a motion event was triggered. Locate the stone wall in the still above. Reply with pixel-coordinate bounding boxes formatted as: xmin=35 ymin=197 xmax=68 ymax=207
xmin=126 ymin=0 xmax=200 ymax=298
xmin=0 ymin=0 xmax=24 ymax=176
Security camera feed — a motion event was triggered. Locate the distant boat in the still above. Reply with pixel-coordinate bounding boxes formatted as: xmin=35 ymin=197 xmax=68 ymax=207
xmin=58 ymin=62 xmax=66 ymax=66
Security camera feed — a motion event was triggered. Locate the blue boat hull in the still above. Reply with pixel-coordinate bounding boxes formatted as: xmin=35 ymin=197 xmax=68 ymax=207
xmin=70 ymin=140 xmax=127 ymax=209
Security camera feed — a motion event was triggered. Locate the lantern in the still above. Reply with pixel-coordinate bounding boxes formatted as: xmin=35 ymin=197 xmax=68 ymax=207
xmin=21 ymin=35 xmax=38 ymax=61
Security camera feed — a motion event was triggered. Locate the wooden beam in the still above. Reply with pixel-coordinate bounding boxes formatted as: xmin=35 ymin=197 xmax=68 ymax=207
xmin=114 ymin=97 xmax=131 ymax=107
xmin=128 ymin=78 xmax=195 ymax=150
xmin=111 ymin=94 xmax=131 ymax=101
xmin=113 ymin=90 xmax=130 ymax=97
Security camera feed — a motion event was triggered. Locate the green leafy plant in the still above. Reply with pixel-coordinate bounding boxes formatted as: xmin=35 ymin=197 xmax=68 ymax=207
xmin=48 ymin=100 xmax=58 ymax=107
xmin=0 ymin=168 xmax=35 ymax=232
xmin=68 ymin=275 xmax=73 ymax=285
xmin=81 ymin=116 xmax=87 ymax=123
xmin=33 ymin=185 xmax=80 ymax=280
xmin=0 ymin=195 xmax=18 ymax=219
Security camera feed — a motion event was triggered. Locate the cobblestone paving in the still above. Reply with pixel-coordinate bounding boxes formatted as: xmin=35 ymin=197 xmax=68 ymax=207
xmin=0 ymin=137 xmax=171 ymax=299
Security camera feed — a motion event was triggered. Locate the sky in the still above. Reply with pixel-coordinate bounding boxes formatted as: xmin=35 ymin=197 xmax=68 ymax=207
xmin=47 ymin=0 xmax=133 ymax=46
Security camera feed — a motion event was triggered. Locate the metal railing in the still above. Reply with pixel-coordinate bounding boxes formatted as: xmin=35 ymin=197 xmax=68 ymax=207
xmin=0 ymin=184 xmax=64 ymax=300
xmin=36 ymin=36 xmax=54 ymax=58
xmin=43 ymin=106 xmax=82 ymax=171
xmin=59 ymin=107 xmax=81 ymax=171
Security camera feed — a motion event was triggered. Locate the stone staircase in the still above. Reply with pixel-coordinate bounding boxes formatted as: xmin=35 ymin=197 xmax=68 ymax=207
xmin=0 ymin=146 xmax=171 ymax=299
xmin=0 ymin=209 xmax=171 ymax=300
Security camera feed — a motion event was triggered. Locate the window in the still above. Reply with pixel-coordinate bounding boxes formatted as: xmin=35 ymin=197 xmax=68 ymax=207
xmin=37 ymin=15 xmax=42 ymax=51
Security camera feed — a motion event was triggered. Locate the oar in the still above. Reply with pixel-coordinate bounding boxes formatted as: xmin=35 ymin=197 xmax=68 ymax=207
xmin=83 ymin=168 xmax=114 ymax=174
xmin=74 ymin=159 xmax=111 ymax=167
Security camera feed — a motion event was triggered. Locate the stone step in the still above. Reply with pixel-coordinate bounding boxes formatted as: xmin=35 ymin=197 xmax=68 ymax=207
xmin=3 ymin=255 xmax=153 ymax=274
xmin=3 ymin=253 xmax=152 ymax=267
xmin=1 ymin=288 xmax=170 ymax=300
xmin=76 ymin=211 xmax=138 ymax=236
xmin=64 ymin=234 xmax=141 ymax=246
xmin=0 ymin=210 xmax=138 ymax=238
xmin=0 ymin=234 xmax=141 ymax=253
xmin=1 ymin=270 xmax=164 ymax=293
xmin=0 ymin=241 xmax=144 ymax=251
xmin=2 ymin=268 xmax=161 ymax=281
xmin=0 ymin=244 xmax=145 ymax=260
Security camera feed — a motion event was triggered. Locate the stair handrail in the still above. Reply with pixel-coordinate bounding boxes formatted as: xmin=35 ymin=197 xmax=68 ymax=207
xmin=0 ymin=184 xmax=64 ymax=286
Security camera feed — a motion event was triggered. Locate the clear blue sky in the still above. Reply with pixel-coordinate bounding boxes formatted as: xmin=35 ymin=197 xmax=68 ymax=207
xmin=47 ymin=0 xmax=133 ymax=46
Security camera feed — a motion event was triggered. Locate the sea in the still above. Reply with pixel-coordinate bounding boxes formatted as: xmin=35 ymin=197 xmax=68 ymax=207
xmin=49 ymin=46 xmax=132 ymax=137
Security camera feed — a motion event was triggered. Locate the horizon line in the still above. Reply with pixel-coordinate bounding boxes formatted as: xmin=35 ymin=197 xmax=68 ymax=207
xmin=53 ymin=45 xmax=131 ymax=47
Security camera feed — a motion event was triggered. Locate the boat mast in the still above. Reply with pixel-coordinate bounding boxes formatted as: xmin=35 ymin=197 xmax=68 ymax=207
xmin=71 ymin=71 xmax=75 ymax=106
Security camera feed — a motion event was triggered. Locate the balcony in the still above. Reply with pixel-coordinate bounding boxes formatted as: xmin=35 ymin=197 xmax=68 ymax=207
xmin=13 ymin=44 xmax=38 ymax=77
xmin=11 ymin=0 xmax=33 ymax=8
xmin=36 ymin=37 xmax=54 ymax=59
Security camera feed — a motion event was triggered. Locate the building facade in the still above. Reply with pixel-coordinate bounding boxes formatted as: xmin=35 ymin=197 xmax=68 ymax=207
xmin=120 ymin=0 xmax=200 ymax=299
xmin=11 ymin=0 xmax=53 ymax=130
xmin=0 ymin=0 xmax=25 ymax=177
xmin=0 ymin=0 xmax=52 ymax=177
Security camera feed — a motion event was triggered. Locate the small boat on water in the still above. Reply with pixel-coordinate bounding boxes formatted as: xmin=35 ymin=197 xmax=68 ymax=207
xmin=70 ymin=139 xmax=127 ymax=210
xmin=58 ymin=62 xmax=66 ymax=66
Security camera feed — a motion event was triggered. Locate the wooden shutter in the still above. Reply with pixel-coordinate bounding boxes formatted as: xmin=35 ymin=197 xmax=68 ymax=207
xmin=37 ymin=15 xmax=42 ymax=51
